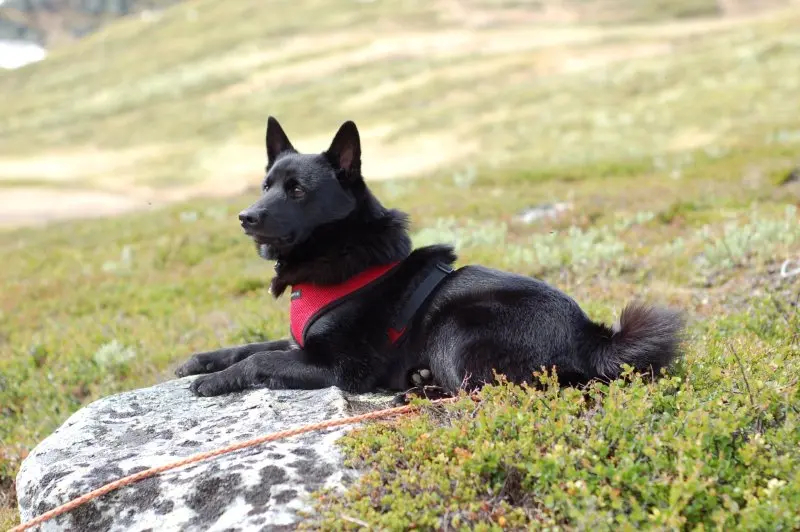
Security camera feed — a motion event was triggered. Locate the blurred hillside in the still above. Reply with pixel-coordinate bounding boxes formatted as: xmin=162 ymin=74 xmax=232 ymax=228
xmin=0 ymin=0 xmax=180 ymax=46
xmin=0 ymin=0 xmax=799 ymax=226
xmin=0 ymin=0 xmax=793 ymax=47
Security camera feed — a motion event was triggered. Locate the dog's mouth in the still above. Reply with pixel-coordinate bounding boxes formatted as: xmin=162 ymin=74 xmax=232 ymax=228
xmin=246 ymin=230 xmax=295 ymax=258
xmin=243 ymin=227 xmax=293 ymax=243
xmin=257 ymin=243 xmax=272 ymax=260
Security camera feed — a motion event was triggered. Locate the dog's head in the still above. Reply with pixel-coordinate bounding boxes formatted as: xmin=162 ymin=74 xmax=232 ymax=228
xmin=239 ymin=117 xmax=364 ymax=259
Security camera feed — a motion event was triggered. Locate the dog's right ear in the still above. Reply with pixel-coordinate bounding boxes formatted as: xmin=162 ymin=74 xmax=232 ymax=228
xmin=266 ymin=116 xmax=295 ymax=167
xmin=324 ymin=120 xmax=362 ymax=185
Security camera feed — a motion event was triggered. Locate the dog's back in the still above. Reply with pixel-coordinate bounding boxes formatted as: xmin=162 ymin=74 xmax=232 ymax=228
xmin=412 ymin=264 xmax=683 ymax=391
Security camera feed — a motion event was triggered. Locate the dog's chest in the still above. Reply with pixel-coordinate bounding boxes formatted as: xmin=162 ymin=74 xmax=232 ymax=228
xmin=288 ymin=261 xmax=453 ymax=349
xmin=289 ymin=263 xmax=398 ymax=348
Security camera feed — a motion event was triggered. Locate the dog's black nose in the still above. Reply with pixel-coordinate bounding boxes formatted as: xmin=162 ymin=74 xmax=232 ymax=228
xmin=238 ymin=210 xmax=262 ymax=226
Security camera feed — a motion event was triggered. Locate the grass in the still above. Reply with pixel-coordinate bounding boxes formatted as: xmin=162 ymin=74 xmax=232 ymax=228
xmin=1 ymin=144 xmax=798 ymax=529
xmin=2 ymin=0 xmax=800 ymax=529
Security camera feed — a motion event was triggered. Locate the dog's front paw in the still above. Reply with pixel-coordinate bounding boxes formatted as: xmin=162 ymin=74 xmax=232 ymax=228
xmin=189 ymin=368 xmax=247 ymax=397
xmin=176 ymin=351 xmax=231 ymax=378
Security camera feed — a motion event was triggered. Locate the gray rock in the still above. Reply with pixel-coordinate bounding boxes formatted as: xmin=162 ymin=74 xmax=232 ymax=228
xmin=16 ymin=376 xmax=394 ymax=531
xmin=514 ymin=202 xmax=573 ymax=224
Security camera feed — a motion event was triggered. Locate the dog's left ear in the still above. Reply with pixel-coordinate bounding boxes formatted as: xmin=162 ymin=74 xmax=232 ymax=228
xmin=324 ymin=121 xmax=361 ymax=183
xmin=266 ymin=116 xmax=295 ymax=167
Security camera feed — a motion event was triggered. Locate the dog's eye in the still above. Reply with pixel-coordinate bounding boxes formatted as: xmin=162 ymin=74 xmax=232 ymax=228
xmin=288 ymin=184 xmax=305 ymax=199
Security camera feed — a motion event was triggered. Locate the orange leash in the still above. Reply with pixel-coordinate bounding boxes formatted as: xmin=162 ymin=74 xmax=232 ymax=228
xmin=10 ymin=396 xmax=462 ymax=532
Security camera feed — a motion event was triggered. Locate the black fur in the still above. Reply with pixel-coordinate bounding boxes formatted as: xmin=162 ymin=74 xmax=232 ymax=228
xmin=175 ymin=118 xmax=684 ymax=398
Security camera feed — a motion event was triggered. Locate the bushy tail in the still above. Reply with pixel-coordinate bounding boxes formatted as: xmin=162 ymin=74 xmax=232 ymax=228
xmin=591 ymin=302 xmax=685 ymax=380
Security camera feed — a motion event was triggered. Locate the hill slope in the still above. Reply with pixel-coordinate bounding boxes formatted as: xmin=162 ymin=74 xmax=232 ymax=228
xmin=1 ymin=0 xmax=799 ymax=226
xmin=1 ymin=0 xmax=800 ymax=528
xmin=0 ymin=0 xmax=181 ymax=46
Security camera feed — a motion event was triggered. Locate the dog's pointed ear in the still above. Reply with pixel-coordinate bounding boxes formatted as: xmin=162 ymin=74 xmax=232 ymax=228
xmin=325 ymin=120 xmax=361 ymax=183
xmin=266 ymin=116 xmax=295 ymax=166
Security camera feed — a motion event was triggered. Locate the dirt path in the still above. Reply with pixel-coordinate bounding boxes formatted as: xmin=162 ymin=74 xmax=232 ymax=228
xmin=0 ymin=188 xmax=148 ymax=228
xmin=0 ymin=125 xmax=478 ymax=228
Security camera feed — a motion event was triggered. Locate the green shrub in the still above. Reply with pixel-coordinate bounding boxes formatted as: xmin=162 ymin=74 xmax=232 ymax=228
xmin=413 ymin=218 xmax=627 ymax=275
xmin=306 ymin=293 xmax=800 ymax=530
xmin=698 ymin=205 xmax=799 ymax=272
xmin=308 ymin=366 xmax=799 ymax=530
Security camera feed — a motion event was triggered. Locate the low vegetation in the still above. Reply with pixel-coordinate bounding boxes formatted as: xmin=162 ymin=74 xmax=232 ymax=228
xmin=309 ymin=356 xmax=799 ymax=529
xmin=1 ymin=0 xmax=799 ymax=528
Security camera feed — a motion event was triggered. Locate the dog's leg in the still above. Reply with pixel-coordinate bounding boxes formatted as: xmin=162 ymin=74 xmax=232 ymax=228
xmin=410 ymin=367 xmax=434 ymax=388
xmin=189 ymin=349 xmax=343 ymax=397
xmin=175 ymin=339 xmax=294 ymax=378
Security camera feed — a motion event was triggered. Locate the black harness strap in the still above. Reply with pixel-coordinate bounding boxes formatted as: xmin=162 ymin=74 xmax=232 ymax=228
xmin=389 ymin=262 xmax=453 ymax=339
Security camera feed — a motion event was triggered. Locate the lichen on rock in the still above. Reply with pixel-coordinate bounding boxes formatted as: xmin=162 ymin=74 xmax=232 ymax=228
xmin=16 ymin=377 xmax=394 ymax=531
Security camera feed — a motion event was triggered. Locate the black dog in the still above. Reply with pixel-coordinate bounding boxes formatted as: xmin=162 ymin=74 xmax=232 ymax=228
xmin=175 ymin=117 xmax=683 ymax=399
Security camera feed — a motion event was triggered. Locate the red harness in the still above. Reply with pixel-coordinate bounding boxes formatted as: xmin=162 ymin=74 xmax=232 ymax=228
xmin=289 ymin=263 xmax=402 ymax=348
xmin=288 ymin=261 xmax=453 ymax=349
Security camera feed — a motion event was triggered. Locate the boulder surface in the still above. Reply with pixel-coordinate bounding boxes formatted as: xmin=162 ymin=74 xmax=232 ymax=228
xmin=16 ymin=376 xmax=393 ymax=531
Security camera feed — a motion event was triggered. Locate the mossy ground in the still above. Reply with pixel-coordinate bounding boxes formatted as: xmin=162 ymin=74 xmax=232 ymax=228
xmin=307 ymin=361 xmax=799 ymax=530
xmin=1 ymin=0 xmax=800 ymax=529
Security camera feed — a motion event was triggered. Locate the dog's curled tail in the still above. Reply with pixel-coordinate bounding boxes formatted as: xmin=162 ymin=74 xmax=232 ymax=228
xmin=591 ymin=302 xmax=684 ymax=380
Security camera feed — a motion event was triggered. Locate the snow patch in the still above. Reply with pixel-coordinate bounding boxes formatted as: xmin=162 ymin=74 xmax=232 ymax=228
xmin=0 ymin=40 xmax=47 ymax=69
